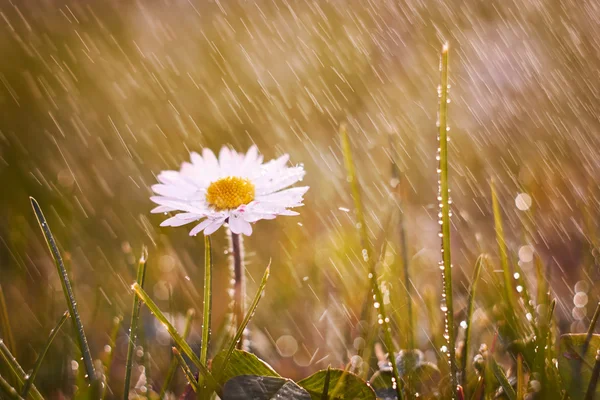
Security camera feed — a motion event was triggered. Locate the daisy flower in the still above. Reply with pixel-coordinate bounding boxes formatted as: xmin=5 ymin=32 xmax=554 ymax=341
xmin=150 ymin=146 xmax=308 ymax=236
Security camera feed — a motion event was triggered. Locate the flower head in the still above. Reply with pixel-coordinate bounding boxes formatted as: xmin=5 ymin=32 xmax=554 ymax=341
xmin=150 ymin=146 xmax=308 ymax=236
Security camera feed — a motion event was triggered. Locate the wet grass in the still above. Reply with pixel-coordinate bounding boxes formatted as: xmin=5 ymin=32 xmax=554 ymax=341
xmin=0 ymin=44 xmax=598 ymax=400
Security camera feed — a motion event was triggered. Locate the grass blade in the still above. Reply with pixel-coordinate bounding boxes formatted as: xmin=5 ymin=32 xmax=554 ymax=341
xmin=159 ymin=308 xmax=195 ymax=398
xmin=215 ymin=264 xmax=270 ymax=383
xmin=130 ymin=283 xmax=217 ymax=391
xmin=201 ymin=235 xmax=212 ymax=366
xmin=102 ymin=315 xmax=123 ymax=400
xmin=437 ymin=42 xmax=458 ymax=398
xmin=490 ymin=357 xmax=516 ymax=400
xmin=123 ymin=247 xmax=148 ymax=399
xmin=460 ymin=254 xmax=486 ymax=392
xmin=0 ymin=374 xmax=24 ymax=400
xmin=0 ymin=340 xmax=43 ymax=400
xmin=516 ymin=354 xmax=525 ymax=400
xmin=29 ymin=197 xmax=96 ymax=384
xmin=584 ymin=302 xmax=600 ymax=357
xmin=21 ymin=310 xmax=69 ymax=399
xmin=0 ymin=284 xmax=16 ymax=357
xmin=172 ymin=347 xmax=198 ymax=392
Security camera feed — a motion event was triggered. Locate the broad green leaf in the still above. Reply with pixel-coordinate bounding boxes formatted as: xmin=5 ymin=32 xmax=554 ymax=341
xmin=212 ymin=349 xmax=279 ymax=386
xmin=297 ymin=368 xmax=375 ymax=400
xmin=558 ymin=333 xmax=600 ymax=399
xmin=222 ymin=375 xmax=310 ymax=400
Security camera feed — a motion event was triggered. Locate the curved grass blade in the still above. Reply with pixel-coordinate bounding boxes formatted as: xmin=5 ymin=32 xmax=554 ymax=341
xmin=437 ymin=42 xmax=458 ymax=398
xmin=130 ymin=283 xmax=217 ymax=391
xmin=460 ymin=254 xmax=486 ymax=392
xmin=490 ymin=357 xmax=516 ymax=400
xmin=102 ymin=315 xmax=122 ymax=400
xmin=0 ymin=285 xmax=16 ymax=357
xmin=489 ymin=181 xmax=517 ymax=330
xmin=29 ymin=197 xmax=96 ymax=384
xmin=0 ymin=339 xmax=44 ymax=400
xmin=0 ymin=373 xmax=24 ymax=400
xmin=21 ymin=310 xmax=69 ymax=399
xmin=172 ymin=347 xmax=198 ymax=392
xmin=201 ymin=235 xmax=213 ymax=366
xmin=215 ymin=264 xmax=270 ymax=383
xmin=584 ymin=302 xmax=600 ymax=357
xmin=159 ymin=308 xmax=195 ymax=398
xmin=123 ymin=247 xmax=148 ymax=399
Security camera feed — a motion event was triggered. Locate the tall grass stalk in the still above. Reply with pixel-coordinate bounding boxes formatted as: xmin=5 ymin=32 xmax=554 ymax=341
xmin=437 ymin=42 xmax=458 ymax=398
xmin=21 ymin=310 xmax=69 ymax=399
xmin=159 ymin=309 xmax=195 ymax=398
xmin=585 ymin=351 xmax=600 ymax=400
xmin=29 ymin=197 xmax=97 ymax=385
xmin=123 ymin=247 xmax=148 ymax=399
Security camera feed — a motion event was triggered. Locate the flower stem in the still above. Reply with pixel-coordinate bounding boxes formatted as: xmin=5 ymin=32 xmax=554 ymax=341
xmin=230 ymin=231 xmax=246 ymax=350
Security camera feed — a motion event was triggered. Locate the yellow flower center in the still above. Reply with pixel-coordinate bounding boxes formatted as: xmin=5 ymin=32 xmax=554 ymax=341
xmin=206 ymin=176 xmax=255 ymax=210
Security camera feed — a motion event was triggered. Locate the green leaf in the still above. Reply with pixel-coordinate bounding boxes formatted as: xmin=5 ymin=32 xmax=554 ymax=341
xmin=222 ymin=375 xmax=311 ymax=400
xmin=558 ymin=333 xmax=600 ymax=399
xmin=212 ymin=349 xmax=279 ymax=386
xmin=297 ymin=368 xmax=375 ymax=400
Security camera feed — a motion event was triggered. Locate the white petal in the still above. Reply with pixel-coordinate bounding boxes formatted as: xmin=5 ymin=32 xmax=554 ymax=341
xmin=161 ymin=213 xmax=200 ymax=227
xmin=254 ymin=167 xmax=305 ymax=195
xmin=150 ymin=196 xmax=209 ymax=214
xmin=240 ymin=220 xmax=253 ymax=235
xmin=204 ymin=218 xmax=226 ymax=235
xmin=228 ymin=213 xmax=245 ymax=234
xmin=151 ymin=205 xmax=174 ymax=213
xmin=202 ymin=148 xmax=219 ymax=170
xmin=189 ymin=219 xmax=213 ymax=236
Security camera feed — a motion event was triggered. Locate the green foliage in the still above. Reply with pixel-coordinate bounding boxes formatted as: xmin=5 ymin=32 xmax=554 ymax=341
xmin=558 ymin=333 xmax=600 ymax=399
xmin=222 ymin=375 xmax=311 ymax=400
xmin=297 ymin=368 xmax=376 ymax=400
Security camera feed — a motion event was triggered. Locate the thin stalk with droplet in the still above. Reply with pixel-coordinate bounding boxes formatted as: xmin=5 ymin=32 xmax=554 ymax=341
xmin=172 ymin=347 xmax=198 ymax=392
xmin=437 ymin=42 xmax=458 ymax=398
xmin=130 ymin=283 xmax=218 ymax=392
xmin=201 ymin=235 xmax=213 ymax=366
xmin=30 ymin=197 xmax=97 ymax=386
xmin=214 ymin=264 xmax=270 ymax=385
xmin=229 ymin=231 xmax=246 ymax=350
xmin=21 ymin=310 xmax=69 ymax=399
xmin=585 ymin=350 xmax=600 ymax=400
xmin=123 ymin=247 xmax=148 ymax=400
xmin=460 ymin=254 xmax=486 ymax=393
xmin=0 ymin=340 xmax=43 ymax=400
xmin=159 ymin=309 xmax=195 ymax=398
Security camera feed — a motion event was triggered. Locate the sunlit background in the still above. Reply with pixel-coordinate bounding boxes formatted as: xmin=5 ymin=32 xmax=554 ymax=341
xmin=1 ymin=0 xmax=599 ymax=398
